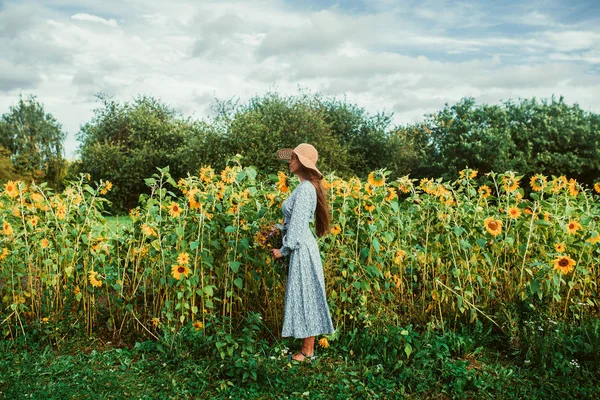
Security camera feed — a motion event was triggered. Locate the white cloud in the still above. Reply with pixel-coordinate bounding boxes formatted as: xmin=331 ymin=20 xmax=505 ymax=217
xmin=0 ymin=0 xmax=598 ymax=159
xmin=71 ymin=13 xmax=118 ymax=27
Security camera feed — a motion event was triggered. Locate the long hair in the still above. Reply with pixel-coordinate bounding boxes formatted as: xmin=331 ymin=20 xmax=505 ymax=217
xmin=297 ymin=162 xmax=330 ymax=237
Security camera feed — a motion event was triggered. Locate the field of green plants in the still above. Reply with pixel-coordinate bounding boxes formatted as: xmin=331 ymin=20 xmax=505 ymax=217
xmin=1 ymin=163 xmax=600 ymax=398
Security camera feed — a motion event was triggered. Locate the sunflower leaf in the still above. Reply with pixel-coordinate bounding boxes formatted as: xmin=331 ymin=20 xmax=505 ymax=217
xmin=230 ymin=261 xmax=240 ymax=273
xmin=234 ymin=278 xmax=243 ymax=289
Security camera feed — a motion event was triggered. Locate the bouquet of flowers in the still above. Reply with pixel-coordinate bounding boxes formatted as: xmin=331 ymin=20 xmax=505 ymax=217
xmin=255 ymin=223 xmax=287 ymax=270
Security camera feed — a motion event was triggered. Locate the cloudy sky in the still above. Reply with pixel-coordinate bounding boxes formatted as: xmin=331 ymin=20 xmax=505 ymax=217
xmin=1 ymin=0 xmax=599 ymax=158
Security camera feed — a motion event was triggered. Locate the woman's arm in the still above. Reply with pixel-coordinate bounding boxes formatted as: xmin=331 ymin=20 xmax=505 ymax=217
xmin=279 ymin=182 xmax=315 ymax=256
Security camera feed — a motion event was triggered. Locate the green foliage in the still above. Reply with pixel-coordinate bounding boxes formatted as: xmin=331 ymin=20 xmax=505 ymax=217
xmin=317 ymin=96 xmax=411 ymax=178
xmin=413 ymin=96 xmax=600 ymax=185
xmin=2 ymin=322 xmax=600 ymax=399
xmin=0 ymin=94 xmax=67 ymax=186
xmin=77 ymin=95 xmax=200 ymax=211
xmin=214 ymin=91 xmax=352 ymax=176
xmin=0 ymin=146 xmax=18 ymax=181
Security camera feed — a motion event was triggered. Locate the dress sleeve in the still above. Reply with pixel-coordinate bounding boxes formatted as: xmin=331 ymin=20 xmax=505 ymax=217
xmin=279 ymin=182 xmax=315 ymax=256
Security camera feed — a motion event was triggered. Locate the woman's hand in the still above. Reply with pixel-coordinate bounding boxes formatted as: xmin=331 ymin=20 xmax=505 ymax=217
xmin=270 ymin=249 xmax=283 ymax=259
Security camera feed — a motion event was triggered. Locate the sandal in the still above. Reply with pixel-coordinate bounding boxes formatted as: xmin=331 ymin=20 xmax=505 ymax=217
xmin=287 ymin=350 xmax=317 ymax=365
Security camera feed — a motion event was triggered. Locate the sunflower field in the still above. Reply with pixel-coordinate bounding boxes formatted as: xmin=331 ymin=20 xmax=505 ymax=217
xmin=1 ymin=160 xmax=600 ymax=343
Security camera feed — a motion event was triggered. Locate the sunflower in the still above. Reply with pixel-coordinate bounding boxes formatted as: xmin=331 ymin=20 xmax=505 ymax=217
xmin=28 ymin=216 xmax=39 ymax=228
xmin=100 ymin=180 xmax=113 ymax=195
xmin=459 ymin=169 xmax=478 ymax=180
xmin=364 ymin=203 xmax=375 ymax=213
xmin=276 ymin=172 xmax=289 ymax=193
xmin=266 ymin=193 xmax=276 ymax=207
xmin=88 ymin=271 xmax=103 ymax=288
xmin=177 ymin=178 xmax=188 ymax=191
xmin=171 ymin=264 xmax=191 ymax=280
xmin=31 ymin=192 xmax=44 ymax=205
xmin=550 ymin=176 xmax=567 ymax=194
xmin=0 ymin=248 xmax=8 ymax=260
xmin=177 ymin=252 xmax=190 ymax=266
xmin=4 ymin=181 xmax=19 ymax=198
xmin=227 ymin=204 xmax=240 ymax=215
xmin=587 ymin=232 xmax=600 ymax=244
xmin=364 ymin=183 xmax=375 ymax=196
xmin=478 ymin=185 xmax=491 ymax=198
xmin=152 ymin=318 xmax=160 ymax=328
xmin=543 ymin=212 xmax=552 ymax=222
xmin=220 ymin=166 xmax=236 ymax=184
xmin=141 ymin=224 xmax=157 ymax=237
xmin=323 ymin=179 xmax=332 ymax=190
xmin=56 ymin=204 xmax=67 ymax=220
xmin=566 ymin=220 xmax=582 ymax=235
xmin=168 ymin=202 xmax=182 ymax=218
xmin=349 ymin=178 xmax=362 ymax=198
xmin=484 ymin=216 xmax=502 ymax=237
xmin=419 ymin=178 xmax=434 ymax=194
xmin=394 ymin=249 xmax=407 ymax=265
xmin=368 ymin=171 xmax=385 ymax=187
xmin=507 ymin=207 xmax=521 ymax=219
xmin=553 ymin=255 xmax=576 ymax=274
xmin=187 ymin=187 xmax=201 ymax=209
xmin=200 ymin=166 xmax=214 ymax=183
xmin=440 ymin=192 xmax=455 ymax=206
xmin=568 ymin=179 xmax=579 ymax=197
xmin=385 ymin=188 xmax=397 ymax=202
xmin=318 ymin=337 xmax=330 ymax=348
xmin=40 ymin=238 xmax=50 ymax=248
xmin=397 ymin=176 xmax=413 ymax=194
xmin=595 ymin=183 xmax=600 ymax=194
xmin=335 ymin=181 xmax=349 ymax=197
xmin=216 ymin=182 xmax=227 ymax=199
xmin=331 ymin=225 xmax=341 ymax=235
xmin=193 ymin=321 xmax=204 ymax=331
xmin=530 ymin=174 xmax=547 ymax=192
xmin=502 ymin=174 xmax=520 ymax=192
xmin=555 ymin=243 xmax=566 ymax=253
xmin=2 ymin=220 xmax=13 ymax=236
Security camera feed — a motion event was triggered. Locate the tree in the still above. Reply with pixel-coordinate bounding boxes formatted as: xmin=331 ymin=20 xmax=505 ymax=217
xmin=77 ymin=95 xmax=197 ymax=212
xmin=411 ymin=96 xmax=600 ymax=185
xmin=0 ymin=146 xmax=18 ymax=181
xmin=0 ymin=94 xmax=67 ymax=186
xmin=316 ymin=96 xmax=400 ymax=177
xmin=215 ymin=91 xmax=351 ymax=177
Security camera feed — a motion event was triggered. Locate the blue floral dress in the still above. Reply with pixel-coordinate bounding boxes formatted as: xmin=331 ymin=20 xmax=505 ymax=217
xmin=279 ymin=180 xmax=335 ymax=339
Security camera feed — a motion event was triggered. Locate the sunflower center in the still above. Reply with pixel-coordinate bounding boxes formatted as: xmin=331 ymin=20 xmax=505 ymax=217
xmin=488 ymin=221 xmax=498 ymax=230
xmin=569 ymin=224 xmax=575 ymax=229
xmin=559 ymin=259 xmax=569 ymax=267
xmin=177 ymin=266 xmax=185 ymax=273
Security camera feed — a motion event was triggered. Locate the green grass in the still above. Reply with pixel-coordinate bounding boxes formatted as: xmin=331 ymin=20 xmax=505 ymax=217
xmin=104 ymin=215 xmax=132 ymax=234
xmin=2 ymin=326 xmax=599 ymax=400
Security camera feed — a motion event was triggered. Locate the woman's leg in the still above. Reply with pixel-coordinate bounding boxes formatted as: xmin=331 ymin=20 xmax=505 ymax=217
xmin=291 ymin=336 xmax=315 ymax=360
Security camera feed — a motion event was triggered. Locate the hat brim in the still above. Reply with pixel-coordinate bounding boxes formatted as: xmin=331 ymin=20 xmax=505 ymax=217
xmin=295 ymin=152 xmax=323 ymax=179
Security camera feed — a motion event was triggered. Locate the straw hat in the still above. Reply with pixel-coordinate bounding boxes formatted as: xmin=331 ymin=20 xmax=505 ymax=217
xmin=276 ymin=143 xmax=323 ymax=179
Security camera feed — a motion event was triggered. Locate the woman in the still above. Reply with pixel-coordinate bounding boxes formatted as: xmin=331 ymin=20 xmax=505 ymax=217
xmin=270 ymin=143 xmax=335 ymax=363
